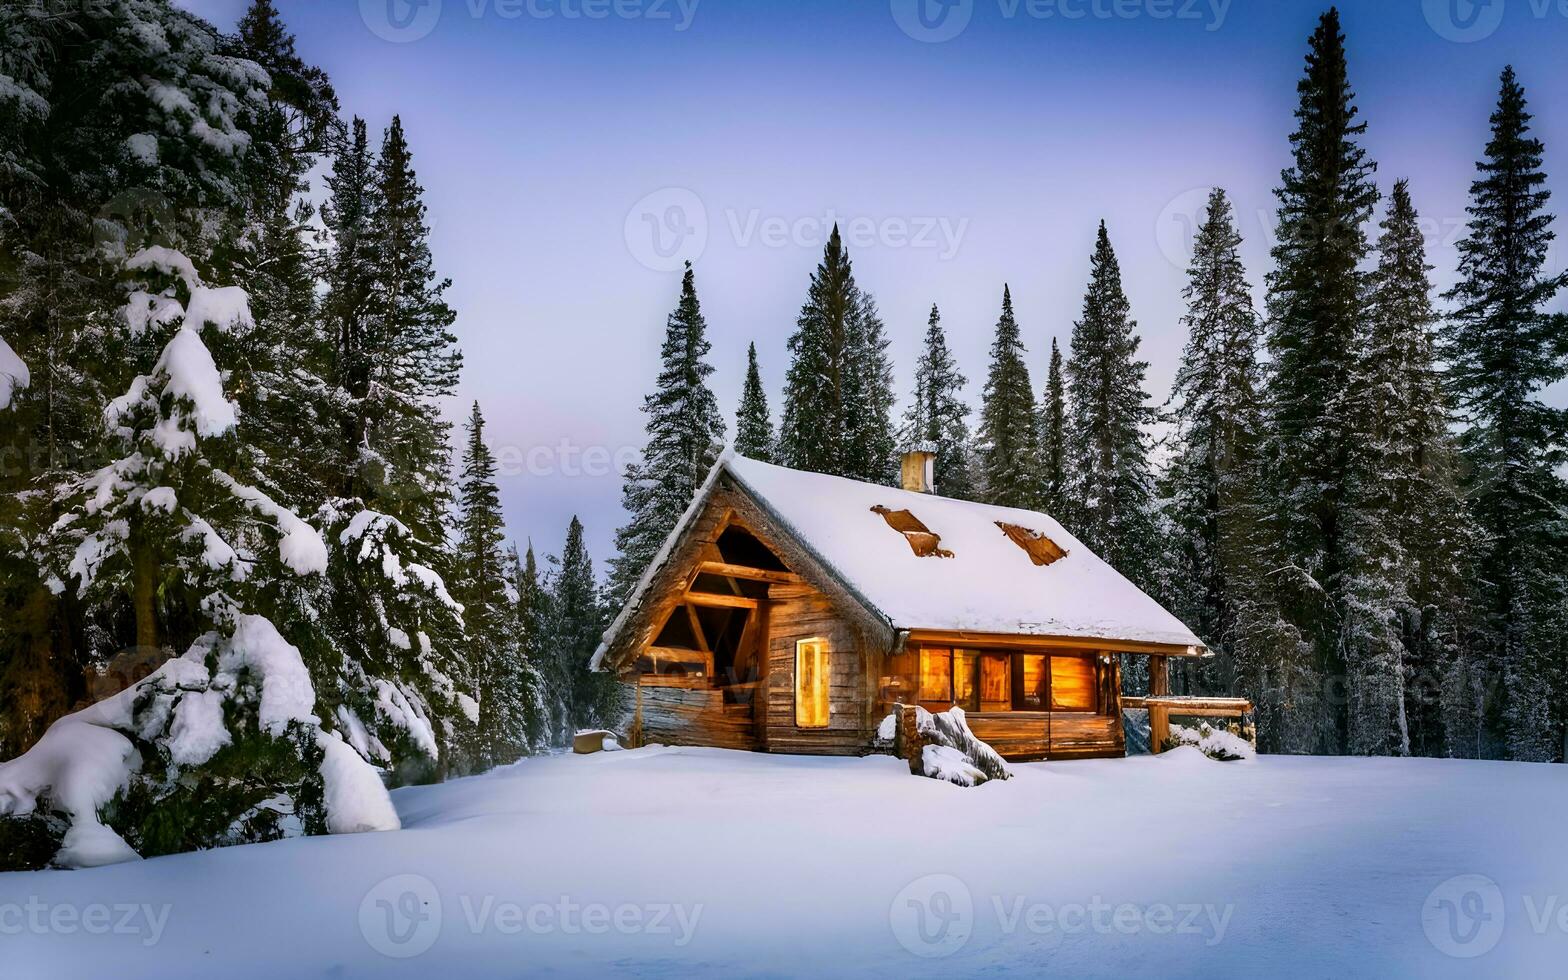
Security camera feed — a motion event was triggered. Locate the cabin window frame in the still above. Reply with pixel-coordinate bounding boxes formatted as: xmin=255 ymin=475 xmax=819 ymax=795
xmin=795 ymin=637 xmax=831 ymax=728
xmin=916 ymin=645 xmax=1101 ymax=714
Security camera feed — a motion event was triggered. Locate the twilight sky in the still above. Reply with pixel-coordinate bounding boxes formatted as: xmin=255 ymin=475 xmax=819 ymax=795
xmin=180 ymin=0 xmax=1567 ymax=566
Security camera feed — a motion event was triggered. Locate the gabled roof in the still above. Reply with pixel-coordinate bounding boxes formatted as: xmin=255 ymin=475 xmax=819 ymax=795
xmin=593 ymin=451 xmax=1203 ymax=670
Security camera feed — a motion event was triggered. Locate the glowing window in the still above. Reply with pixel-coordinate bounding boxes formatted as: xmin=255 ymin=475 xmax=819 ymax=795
xmin=1051 ymin=656 xmax=1097 ymax=711
xmin=796 ymin=638 xmax=830 ymax=728
xmin=979 ymin=654 xmax=1010 ymax=712
xmin=919 ymin=647 xmax=953 ymax=702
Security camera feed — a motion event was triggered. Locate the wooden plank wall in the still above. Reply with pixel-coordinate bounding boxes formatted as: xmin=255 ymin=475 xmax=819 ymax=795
xmin=636 ymin=681 xmax=758 ymax=752
xmin=762 ymin=584 xmax=878 ymax=755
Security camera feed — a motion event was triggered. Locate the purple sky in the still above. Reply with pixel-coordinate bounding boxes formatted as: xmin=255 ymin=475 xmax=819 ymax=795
xmin=181 ymin=0 xmax=1568 ymax=565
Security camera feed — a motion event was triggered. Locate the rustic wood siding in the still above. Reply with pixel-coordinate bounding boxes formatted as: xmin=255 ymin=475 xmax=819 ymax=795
xmin=763 ymin=585 xmax=878 ymax=755
xmin=634 ymin=681 xmax=758 ymax=752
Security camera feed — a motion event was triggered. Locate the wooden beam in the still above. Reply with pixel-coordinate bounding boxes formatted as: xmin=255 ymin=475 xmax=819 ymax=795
xmin=683 ymin=592 xmax=759 ymax=610
xmin=697 ymin=560 xmax=801 ymax=585
xmin=904 ymin=629 xmax=1203 ymax=658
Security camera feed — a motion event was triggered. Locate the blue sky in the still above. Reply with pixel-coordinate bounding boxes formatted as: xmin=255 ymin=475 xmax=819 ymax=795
xmin=181 ymin=0 xmax=1568 ymax=565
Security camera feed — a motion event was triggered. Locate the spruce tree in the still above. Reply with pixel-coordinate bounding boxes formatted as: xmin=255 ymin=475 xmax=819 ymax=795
xmin=456 ymin=403 xmax=527 ymax=768
xmin=507 ymin=542 xmax=552 ymax=751
xmin=609 ymin=261 xmax=725 ymax=601
xmin=1064 ymin=223 xmax=1157 ymax=588
xmin=1339 ymin=180 xmax=1473 ymax=757
xmin=977 ymin=285 xmax=1040 ymax=508
xmin=1264 ymin=8 xmax=1380 ymax=753
xmin=1163 ymin=189 xmax=1266 ymax=698
xmin=1040 ymin=338 xmax=1068 ymax=515
xmin=735 ymin=342 xmax=776 ymax=461
xmin=1443 ymin=68 xmax=1568 ymax=762
xmin=548 ymin=517 xmax=618 ymax=742
xmin=901 ymin=305 xmax=975 ymax=499
xmin=779 ymin=226 xmax=897 ymax=484
xmin=359 ymin=116 xmax=462 ymax=544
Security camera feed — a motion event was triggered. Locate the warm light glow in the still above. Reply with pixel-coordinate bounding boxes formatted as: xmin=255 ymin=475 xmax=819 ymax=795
xmin=795 ymin=638 xmax=830 ymax=728
xmin=919 ymin=647 xmax=953 ymax=702
xmin=1051 ymin=656 xmax=1097 ymax=711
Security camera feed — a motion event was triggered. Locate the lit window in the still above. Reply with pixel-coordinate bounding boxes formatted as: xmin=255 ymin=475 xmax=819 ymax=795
xmin=954 ymin=650 xmax=977 ymax=711
xmin=919 ymin=648 xmax=953 ymax=703
xmin=1018 ymin=654 xmax=1047 ymax=710
xmin=1051 ymin=656 xmax=1097 ymax=711
xmin=979 ymin=654 xmax=1010 ymax=712
xmin=796 ymin=638 xmax=830 ymax=728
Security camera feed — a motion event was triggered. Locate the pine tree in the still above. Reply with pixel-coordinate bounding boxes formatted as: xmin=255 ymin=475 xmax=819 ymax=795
xmin=1163 ymin=189 xmax=1265 ymax=698
xmin=506 ymin=542 xmax=552 ymax=751
xmin=1263 ymin=8 xmax=1380 ymax=753
xmin=735 ymin=342 xmax=776 ymax=461
xmin=1338 ymin=180 xmax=1474 ymax=757
xmin=1443 ymin=68 xmax=1568 ymax=762
xmin=978 ymin=285 xmax=1040 ymax=508
xmin=609 ymin=261 xmax=725 ymax=601
xmin=779 ymin=226 xmax=897 ymax=484
xmin=1040 ymin=338 xmax=1068 ymax=515
xmin=358 ymin=116 xmax=462 ymax=544
xmin=456 ymin=403 xmax=528 ymax=768
xmin=1064 ymin=223 xmax=1157 ymax=588
xmin=901 ymin=305 xmax=975 ymax=499
xmin=548 ymin=518 xmax=618 ymax=742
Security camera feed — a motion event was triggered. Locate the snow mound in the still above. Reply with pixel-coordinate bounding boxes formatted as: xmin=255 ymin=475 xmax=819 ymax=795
xmin=0 ymin=616 xmax=399 ymax=869
xmin=1166 ymin=722 xmax=1254 ymax=761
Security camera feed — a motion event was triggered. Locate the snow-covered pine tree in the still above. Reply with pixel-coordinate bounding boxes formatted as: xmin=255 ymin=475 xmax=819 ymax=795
xmin=504 ymin=542 xmax=552 ymax=752
xmin=900 ymin=305 xmax=975 ymax=499
xmin=1064 ymin=223 xmax=1158 ymax=590
xmin=779 ymin=226 xmax=897 ymax=484
xmin=1339 ymin=180 xmax=1474 ymax=757
xmin=217 ymin=0 xmax=340 ymax=511
xmin=977 ymin=285 xmax=1041 ymax=508
xmin=1263 ymin=8 xmax=1380 ymax=753
xmin=1039 ymin=338 xmax=1068 ymax=516
xmin=1442 ymin=68 xmax=1568 ymax=763
xmin=321 ymin=117 xmax=378 ymax=490
xmin=359 ymin=116 xmax=462 ymax=545
xmin=735 ymin=342 xmax=776 ymax=461
xmin=547 ymin=517 xmax=618 ymax=742
xmin=1163 ymin=189 xmax=1265 ymax=697
xmin=609 ymin=261 xmax=725 ymax=602
xmin=842 ymin=289 xmax=899 ymax=486
xmin=456 ymin=403 xmax=529 ymax=768
xmin=17 ymin=241 xmax=400 ymax=866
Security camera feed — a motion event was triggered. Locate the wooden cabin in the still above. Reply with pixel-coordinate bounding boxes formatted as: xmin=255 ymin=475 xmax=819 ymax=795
xmin=592 ymin=450 xmax=1210 ymax=761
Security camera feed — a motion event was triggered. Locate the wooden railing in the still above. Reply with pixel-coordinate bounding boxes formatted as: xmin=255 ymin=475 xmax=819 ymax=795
xmin=1122 ymin=695 xmax=1255 ymax=754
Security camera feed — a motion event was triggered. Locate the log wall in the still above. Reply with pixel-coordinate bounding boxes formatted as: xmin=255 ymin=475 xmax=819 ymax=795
xmin=761 ymin=584 xmax=879 ymax=755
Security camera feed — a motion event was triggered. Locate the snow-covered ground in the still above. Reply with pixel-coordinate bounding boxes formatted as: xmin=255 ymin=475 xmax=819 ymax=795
xmin=5 ymin=747 xmax=1565 ymax=978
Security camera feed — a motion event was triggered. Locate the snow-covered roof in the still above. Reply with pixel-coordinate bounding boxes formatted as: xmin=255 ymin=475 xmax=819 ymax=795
xmin=596 ymin=451 xmax=1203 ymax=668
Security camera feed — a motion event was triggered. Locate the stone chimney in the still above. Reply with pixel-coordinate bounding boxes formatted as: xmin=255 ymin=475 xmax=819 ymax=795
xmin=900 ymin=449 xmax=936 ymax=494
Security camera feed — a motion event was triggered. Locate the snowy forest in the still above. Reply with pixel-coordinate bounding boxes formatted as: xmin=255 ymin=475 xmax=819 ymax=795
xmin=0 ymin=0 xmax=1564 ymax=869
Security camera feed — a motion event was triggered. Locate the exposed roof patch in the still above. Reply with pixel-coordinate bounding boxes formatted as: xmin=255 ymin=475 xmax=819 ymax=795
xmin=871 ymin=505 xmax=954 ymax=559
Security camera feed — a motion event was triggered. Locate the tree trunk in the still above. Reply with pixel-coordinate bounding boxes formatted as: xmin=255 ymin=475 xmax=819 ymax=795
xmin=132 ymin=543 xmax=159 ymax=652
